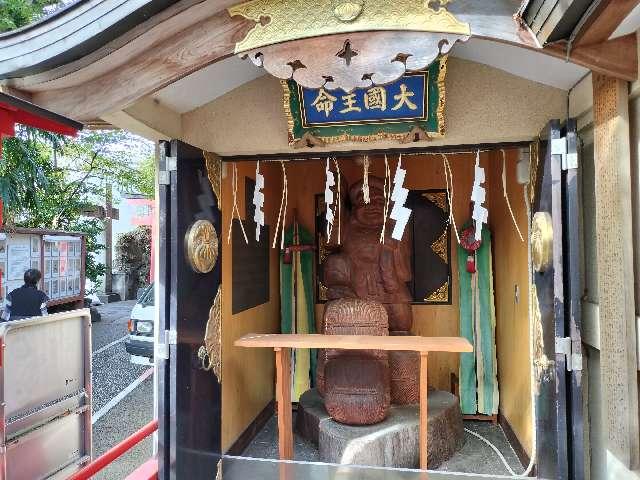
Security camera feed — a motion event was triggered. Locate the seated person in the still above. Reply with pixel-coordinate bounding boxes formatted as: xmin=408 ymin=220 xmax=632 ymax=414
xmin=2 ymin=269 xmax=49 ymax=321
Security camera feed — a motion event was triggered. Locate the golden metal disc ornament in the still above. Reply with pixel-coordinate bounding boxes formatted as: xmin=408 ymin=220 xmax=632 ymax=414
xmin=531 ymin=211 xmax=553 ymax=273
xmin=186 ymin=220 xmax=219 ymax=274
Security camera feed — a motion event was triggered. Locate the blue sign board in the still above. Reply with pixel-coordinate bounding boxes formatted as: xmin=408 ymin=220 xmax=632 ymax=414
xmin=299 ymin=72 xmax=428 ymax=127
xmin=282 ymin=57 xmax=447 ymax=145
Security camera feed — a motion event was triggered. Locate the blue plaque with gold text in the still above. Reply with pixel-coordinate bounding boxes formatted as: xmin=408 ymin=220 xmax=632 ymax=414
xmin=283 ymin=57 xmax=447 ymax=144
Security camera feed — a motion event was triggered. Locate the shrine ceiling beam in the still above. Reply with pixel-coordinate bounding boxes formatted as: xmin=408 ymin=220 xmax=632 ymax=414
xmin=572 ymin=0 xmax=640 ymax=47
xmin=101 ymin=98 xmax=182 ymax=142
xmin=544 ymin=33 xmax=638 ymax=81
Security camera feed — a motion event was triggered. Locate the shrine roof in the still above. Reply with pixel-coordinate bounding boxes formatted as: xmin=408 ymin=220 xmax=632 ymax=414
xmin=0 ymin=0 xmax=635 ymax=125
xmin=0 ymin=0 xmax=178 ymax=79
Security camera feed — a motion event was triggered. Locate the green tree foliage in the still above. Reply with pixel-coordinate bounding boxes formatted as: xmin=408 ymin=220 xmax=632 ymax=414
xmin=1 ymin=127 xmax=154 ymax=285
xmin=136 ymin=155 xmax=156 ymax=198
xmin=115 ymin=225 xmax=151 ymax=296
xmin=0 ymin=0 xmax=61 ymax=32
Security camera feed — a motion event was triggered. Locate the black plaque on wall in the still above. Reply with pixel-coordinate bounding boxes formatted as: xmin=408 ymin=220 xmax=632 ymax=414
xmin=408 ymin=189 xmax=451 ymax=304
xmin=232 ymin=177 xmax=270 ymax=314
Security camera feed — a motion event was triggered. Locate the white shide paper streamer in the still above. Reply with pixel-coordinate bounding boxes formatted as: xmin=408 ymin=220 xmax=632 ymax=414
xmin=390 ymin=156 xmax=412 ymax=241
xmin=471 ymin=151 xmax=488 ymax=241
xmin=253 ymin=161 xmax=265 ymax=241
xmin=325 ymin=158 xmax=336 ymax=238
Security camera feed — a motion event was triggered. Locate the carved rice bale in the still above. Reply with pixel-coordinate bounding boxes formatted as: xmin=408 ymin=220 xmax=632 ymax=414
xmin=324 ymin=356 xmax=391 ymax=425
xmin=317 ymin=298 xmax=389 ymax=397
xmin=389 ymin=350 xmax=420 ymax=405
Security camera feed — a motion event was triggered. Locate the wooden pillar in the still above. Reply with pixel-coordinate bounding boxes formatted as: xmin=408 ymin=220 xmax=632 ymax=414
xmin=592 ymin=72 xmax=640 ymax=470
xmin=275 ymin=347 xmax=293 ymax=460
xmin=419 ymin=352 xmax=429 ymax=470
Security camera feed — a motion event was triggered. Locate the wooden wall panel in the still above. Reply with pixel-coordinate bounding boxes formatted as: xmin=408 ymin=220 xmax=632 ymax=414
xmin=285 ymin=153 xmax=479 ymax=392
xmin=592 ymin=72 xmax=640 ymax=470
xmin=223 ymin=151 xmax=532 ymax=454
xmin=487 ymin=149 xmax=532 ymax=455
xmin=221 ymin=161 xmax=282 ymax=452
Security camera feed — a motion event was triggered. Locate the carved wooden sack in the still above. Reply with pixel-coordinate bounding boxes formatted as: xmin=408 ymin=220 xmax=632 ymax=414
xmin=389 ymin=350 xmax=420 ymax=405
xmin=317 ymin=298 xmax=390 ymax=425
xmin=325 ymin=356 xmax=391 ymax=425
xmin=317 ymin=298 xmax=389 ymax=396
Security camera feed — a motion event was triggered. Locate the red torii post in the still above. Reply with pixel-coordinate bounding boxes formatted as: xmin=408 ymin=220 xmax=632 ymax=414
xmin=0 ymin=92 xmax=82 ymax=294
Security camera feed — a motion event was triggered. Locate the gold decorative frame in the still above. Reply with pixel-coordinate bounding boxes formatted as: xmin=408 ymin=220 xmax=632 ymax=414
xmin=204 ymin=151 xmax=222 ymax=203
xmin=200 ymin=150 xmax=223 ymax=382
xmin=422 ymin=191 xmax=448 ymax=213
xmin=425 ymin=280 xmax=449 ymax=303
xmin=431 ymin=230 xmax=448 ymax=263
xmin=229 ymin=0 xmax=470 ymax=54
xmin=199 ymin=287 xmax=222 ymax=382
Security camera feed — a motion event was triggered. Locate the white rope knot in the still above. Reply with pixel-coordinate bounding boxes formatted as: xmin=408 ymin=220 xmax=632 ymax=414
xmin=441 ymin=153 xmax=461 ymax=245
xmin=501 ymin=149 xmax=525 ymax=242
xmin=272 ymin=161 xmax=288 ymax=249
xmin=362 ymin=155 xmax=370 ymax=204
xmin=379 ymin=154 xmax=391 ymax=244
xmin=227 ymin=162 xmax=248 ymax=245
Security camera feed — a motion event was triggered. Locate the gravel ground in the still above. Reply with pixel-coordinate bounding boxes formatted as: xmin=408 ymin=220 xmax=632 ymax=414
xmin=92 ymin=374 xmax=154 ymax=480
xmin=92 ymin=341 xmax=147 ymax=413
xmin=90 ymin=300 xmax=155 ymax=478
xmin=91 ymin=300 xmax=136 ymax=351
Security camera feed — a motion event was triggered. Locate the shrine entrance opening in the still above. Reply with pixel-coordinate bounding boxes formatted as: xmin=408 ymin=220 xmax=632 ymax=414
xmin=160 ymin=133 xmax=582 ymax=479
xmin=227 ymin=147 xmax=534 ymax=478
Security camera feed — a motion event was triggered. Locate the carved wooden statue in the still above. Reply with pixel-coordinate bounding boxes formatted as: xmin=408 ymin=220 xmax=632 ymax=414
xmin=320 ymin=177 xmax=420 ymax=426
xmin=324 ymin=176 xmax=413 ymax=333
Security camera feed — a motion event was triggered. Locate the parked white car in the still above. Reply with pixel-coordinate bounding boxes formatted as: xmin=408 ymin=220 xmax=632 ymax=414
xmin=125 ymin=283 xmax=154 ymax=365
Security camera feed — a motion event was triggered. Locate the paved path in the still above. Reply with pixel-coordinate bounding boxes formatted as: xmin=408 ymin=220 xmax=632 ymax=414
xmin=90 ymin=300 xmax=154 ymax=479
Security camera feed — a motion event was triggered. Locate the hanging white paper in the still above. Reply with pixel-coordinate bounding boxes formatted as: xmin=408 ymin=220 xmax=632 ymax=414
xmin=470 ymin=184 xmax=486 ymax=204
xmin=389 ymin=159 xmax=412 ymax=241
xmin=471 ymin=152 xmax=487 ymax=241
xmin=325 ymin=159 xmax=336 ymax=238
xmin=253 ymin=163 xmax=265 ymax=241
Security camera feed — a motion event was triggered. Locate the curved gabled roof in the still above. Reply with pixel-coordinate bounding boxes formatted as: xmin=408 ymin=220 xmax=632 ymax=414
xmin=0 ymin=0 xmax=635 ymax=123
xmin=0 ymin=0 xmax=178 ymax=78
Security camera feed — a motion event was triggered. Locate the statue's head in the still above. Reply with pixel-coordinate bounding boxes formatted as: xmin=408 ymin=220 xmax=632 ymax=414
xmin=349 ymin=176 xmax=385 ymax=227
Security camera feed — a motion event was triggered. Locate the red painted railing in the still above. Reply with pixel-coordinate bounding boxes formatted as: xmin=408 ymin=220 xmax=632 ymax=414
xmin=124 ymin=458 xmax=159 ymax=480
xmin=69 ymin=419 xmax=158 ymax=480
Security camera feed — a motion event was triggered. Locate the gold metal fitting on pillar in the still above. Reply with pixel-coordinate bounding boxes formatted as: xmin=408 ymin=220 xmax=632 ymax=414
xmin=185 ymin=219 xmax=219 ymax=274
xmin=531 ymin=211 xmax=553 ymax=273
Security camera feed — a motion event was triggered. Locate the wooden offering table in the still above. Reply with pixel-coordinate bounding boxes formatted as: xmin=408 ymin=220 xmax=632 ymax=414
xmin=235 ymin=334 xmax=472 ymax=470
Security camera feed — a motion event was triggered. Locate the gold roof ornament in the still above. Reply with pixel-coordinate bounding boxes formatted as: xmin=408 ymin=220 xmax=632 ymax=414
xmin=229 ymin=0 xmax=470 ymax=53
xmin=229 ymin=0 xmax=470 ymax=92
xmin=332 ymin=0 xmax=364 ymax=22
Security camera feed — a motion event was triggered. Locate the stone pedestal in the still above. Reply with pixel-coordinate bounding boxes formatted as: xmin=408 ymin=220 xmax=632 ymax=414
xmin=296 ymin=388 xmax=464 ymax=469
